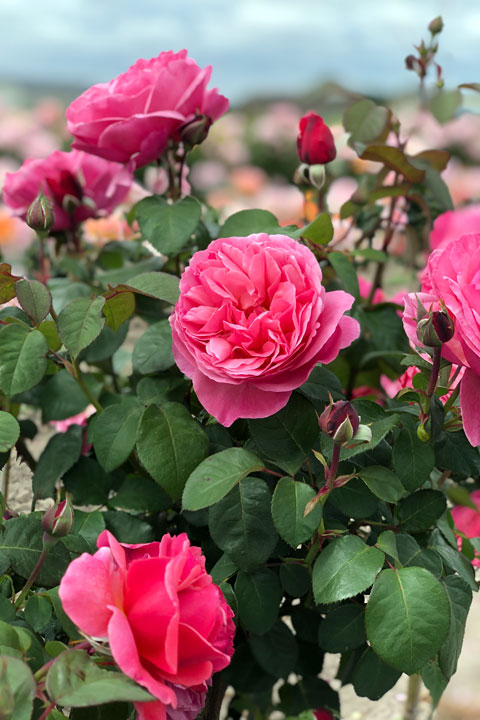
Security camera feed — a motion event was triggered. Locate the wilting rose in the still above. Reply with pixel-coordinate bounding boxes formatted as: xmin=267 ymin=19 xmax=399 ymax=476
xmin=59 ymin=531 xmax=234 ymax=720
xmin=430 ymin=205 xmax=480 ymax=251
xmin=297 ymin=112 xmax=336 ymax=165
xmin=3 ymin=150 xmax=132 ymax=231
xmin=170 ymin=233 xmax=360 ymax=426
xmin=66 ymin=50 xmax=229 ymax=170
xmin=451 ymin=489 xmax=480 ymax=567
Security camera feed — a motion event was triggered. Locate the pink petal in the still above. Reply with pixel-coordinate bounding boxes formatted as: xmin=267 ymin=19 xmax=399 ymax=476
xmin=460 ymin=368 xmax=480 ymax=446
xmin=135 ymin=700 xmax=167 ymax=720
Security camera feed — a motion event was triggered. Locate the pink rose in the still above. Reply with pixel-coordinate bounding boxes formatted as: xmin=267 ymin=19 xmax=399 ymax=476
xmin=170 ymin=233 xmax=360 ymax=426
xmin=135 ymin=684 xmax=206 ymax=720
xmin=451 ymin=489 xmax=480 ymax=567
xmin=430 ymin=205 xmax=480 ymax=251
xmin=50 ymin=405 xmax=96 ymax=456
xmin=66 ymin=50 xmax=229 ymax=170
xmin=59 ymin=531 xmax=234 ymax=720
xmin=3 ymin=150 xmax=132 ymax=231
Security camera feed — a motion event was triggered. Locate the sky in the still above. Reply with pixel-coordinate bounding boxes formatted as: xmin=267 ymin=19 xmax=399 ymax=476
xmin=0 ymin=0 xmax=478 ymax=103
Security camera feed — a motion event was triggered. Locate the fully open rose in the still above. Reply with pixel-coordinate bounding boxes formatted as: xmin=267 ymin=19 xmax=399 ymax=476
xmin=3 ymin=149 xmax=132 ymax=231
xmin=66 ymin=50 xmax=229 ymax=169
xmin=170 ymin=233 xmax=360 ymax=426
xmin=59 ymin=530 xmax=234 ymax=720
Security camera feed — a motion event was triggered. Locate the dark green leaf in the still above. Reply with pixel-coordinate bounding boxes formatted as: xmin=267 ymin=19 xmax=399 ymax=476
xmin=136 ymin=195 xmax=201 ymax=255
xmin=317 ymin=603 xmax=366 ymax=652
xmin=57 ymin=296 xmax=106 ymax=357
xmin=376 ymin=530 xmax=399 ymax=561
xmin=249 ymin=620 xmax=298 ymax=678
xmin=329 ymin=477 xmax=379 ymax=519
xmin=343 ymin=99 xmax=390 ymax=145
xmin=117 ymin=271 xmax=180 ymax=305
xmin=428 ymin=528 xmax=477 ymax=591
xmin=33 ymin=425 xmax=83 ymax=499
xmin=352 ymin=647 xmax=402 ymax=700
xmin=217 ymin=209 xmax=279 ymax=238
xmin=235 ymin=569 xmax=282 ymax=634
xmin=110 ymin=476 xmax=171 ymax=513
xmin=422 ymin=659 xmax=448 ymax=710
xmin=438 ymin=575 xmax=472 ymax=679
xmin=39 ymin=370 xmax=91 ymax=422
xmin=329 ymin=252 xmax=360 ymax=299
xmin=210 ymin=554 xmax=238 ymax=585
xmin=299 ymin=365 xmax=343 ymax=402
xmin=64 ymin=458 xmax=112 ymax=506
xmin=271 ymin=477 xmax=322 ymax=548
xmin=397 ymin=490 xmax=446 ymax=533
xmin=83 ymin=322 xmax=129 ymax=364
xmin=92 ymin=403 xmax=142 ymax=472
xmin=0 ymin=655 xmax=36 ymax=720
xmin=279 ymin=563 xmax=311 ymax=597
xmin=395 ymin=534 xmax=443 ymax=578
xmin=102 ymin=511 xmax=154 ymax=544
xmin=0 ymin=325 xmax=48 ymax=397
xmin=15 ymin=278 xmax=51 ymax=325
xmin=132 ymin=320 xmax=174 ymax=374
xmin=392 ymin=428 xmax=435 ymax=491
xmin=359 ymin=465 xmax=405 ymax=502
xmin=103 ymin=291 xmax=135 ymax=331
xmin=293 ymin=213 xmax=333 ymax=245
xmin=365 ymin=567 xmax=450 ymax=674
xmin=24 ymin=594 xmax=52 ymax=632
xmin=0 ymin=412 xmax=20 ymax=452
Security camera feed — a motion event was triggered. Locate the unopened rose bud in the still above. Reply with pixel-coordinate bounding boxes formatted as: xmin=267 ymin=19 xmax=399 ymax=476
xmin=417 ymin=308 xmax=454 ymax=347
xmin=428 ymin=16 xmax=444 ymax=35
xmin=26 ymin=192 xmax=55 ymax=233
xmin=179 ymin=114 xmax=213 ymax=149
xmin=319 ymin=400 xmax=360 ymax=445
xmin=297 ymin=112 xmax=336 ymax=165
xmin=347 ymin=423 xmax=372 ymax=447
xmin=308 ymin=164 xmax=326 ymax=190
xmin=405 ymin=55 xmax=417 ymax=71
xmin=417 ymin=424 xmax=430 ymax=442
xmin=42 ymin=498 xmax=74 ymax=540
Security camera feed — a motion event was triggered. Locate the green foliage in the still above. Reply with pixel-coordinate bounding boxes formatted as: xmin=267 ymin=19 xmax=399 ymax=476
xmin=136 ymin=195 xmax=201 ymax=255
xmin=0 ymin=325 xmax=48 ymax=396
xmin=271 ymin=477 xmax=322 ymax=547
xmin=57 ymin=296 xmax=106 ymax=357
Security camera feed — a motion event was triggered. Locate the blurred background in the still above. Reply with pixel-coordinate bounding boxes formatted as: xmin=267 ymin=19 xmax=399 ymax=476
xmin=1 ymin=1 xmax=480 ymax=717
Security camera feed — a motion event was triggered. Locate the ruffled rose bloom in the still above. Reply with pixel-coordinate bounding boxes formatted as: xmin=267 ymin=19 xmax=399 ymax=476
xmin=430 ymin=205 xmax=480 ymax=251
xmin=297 ymin=112 xmax=336 ymax=165
xmin=170 ymin=233 xmax=360 ymax=426
xmin=451 ymin=489 xmax=480 ymax=567
xmin=66 ymin=50 xmax=229 ymax=170
xmin=406 ymin=235 xmax=480 ymax=445
xmin=59 ymin=531 xmax=234 ymax=720
xmin=3 ymin=150 xmax=132 ymax=231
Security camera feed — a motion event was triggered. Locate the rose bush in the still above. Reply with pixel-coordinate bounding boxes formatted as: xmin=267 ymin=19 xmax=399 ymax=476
xmin=2 ymin=149 xmax=132 ymax=230
xmin=66 ymin=50 xmax=229 ymax=169
xmin=170 ymin=232 xmax=359 ymax=425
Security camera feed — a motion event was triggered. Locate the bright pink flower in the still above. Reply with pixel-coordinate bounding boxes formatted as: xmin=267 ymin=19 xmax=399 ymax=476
xmin=3 ymin=150 xmax=132 ymax=231
xmin=381 ymin=365 xmax=420 ymax=398
xmin=358 ymin=276 xmax=385 ymax=304
xmin=66 ymin=50 xmax=229 ymax=170
xmin=135 ymin=684 xmax=206 ymax=720
xmin=430 ymin=205 xmax=480 ymax=251
xmin=297 ymin=112 xmax=336 ymax=165
xmin=59 ymin=531 xmax=234 ymax=720
xmin=51 ymin=405 xmax=96 ymax=456
xmin=451 ymin=489 xmax=480 ymax=567
xmin=170 ymin=233 xmax=360 ymax=426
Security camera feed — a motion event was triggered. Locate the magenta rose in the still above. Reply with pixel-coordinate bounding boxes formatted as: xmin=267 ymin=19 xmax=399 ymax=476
xmin=3 ymin=150 xmax=132 ymax=231
xmin=451 ymin=489 xmax=480 ymax=567
xmin=297 ymin=112 xmax=336 ymax=165
xmin=66 ymin=50 xmax=229 ymax=170
xmin=170 ymin=233 xmax=360 ymax=426
xmin=430 ymin=205 xmax=480 ymax=251
xmin=59 ymin=530 xmax=234 ymax=720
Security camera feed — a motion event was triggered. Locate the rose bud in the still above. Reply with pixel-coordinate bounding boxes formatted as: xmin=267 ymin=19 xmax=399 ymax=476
xmin=42 ymin=498 xmax=74 ymax=540
xmin=26 ymin=192 xmax=55 ymax=234
xmin=428 ymin=16 xmax=444 ymax=35
xmin=319 ymin=400 xmax=360 ymax=445
xmin=314 ymin=710 xmax=335 ymax=720
xmin=417 ymin=308 xmax=455 ymax=347
xmin=179 ymin=114 xmax=213 ymax=150
xmin=297 ymin=112 xmax=336 ymax=165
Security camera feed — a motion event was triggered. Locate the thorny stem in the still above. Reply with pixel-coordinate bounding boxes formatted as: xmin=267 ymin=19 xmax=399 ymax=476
xmin=14 ymin=546 xmax=50 ymax=608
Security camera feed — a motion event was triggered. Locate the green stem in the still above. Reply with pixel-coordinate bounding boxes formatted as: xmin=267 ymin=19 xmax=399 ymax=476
xmin=403 ymin=674 xmax=422 ymax=720
xmin=2 ymin=454 xmax=11 ymax=505
xmin=14 ymin=545 xmax=50 ymax=608
xmin=72 ymin=357 xmax=102 ymax=412
xmin=443 ymin=385 xmax=460 ymax=416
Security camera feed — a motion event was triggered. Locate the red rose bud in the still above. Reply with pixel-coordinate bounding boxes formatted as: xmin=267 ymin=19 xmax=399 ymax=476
xmin=179 ymin=114 xmax=213 ymax=149
xmin=297 ymin=112 xmax=336 ymax=165
xmin=314 ymin=709 xmax=335 ymax=720
xmin=319 ymin=400 xmax=360 ymax=445
xmin=26 ymin=192 xmax=55 ymax=233
xmin=428 ymin=16 xmax=444 ymax=35
xmin=417 ymin=308 xmax=454 ymax=347
xmin=42 ymin=498 xmax=74 ymax=539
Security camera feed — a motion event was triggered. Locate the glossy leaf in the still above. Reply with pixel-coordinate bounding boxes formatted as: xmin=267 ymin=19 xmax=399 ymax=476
xmin=92 ymin=402 xmax=142 ymax=472
xmin=358 ymin=465 xmax=405 ymax=502
xmin=0 ymin=325 xmax=48 ymax=397
xmin=15 ymin=278 xmax=51 ymax=325
xmin=235 ymin=569 xmax=282 ymax=634
xmin=57 ymin=296 xmax=106 ymax=357
xmin=0 ymin=411 xmax=20 ymax=452
xmin=271 ymin=477 xmax=322 ymax=548
xmin=136 ymin=195 xmax=201 ymax=255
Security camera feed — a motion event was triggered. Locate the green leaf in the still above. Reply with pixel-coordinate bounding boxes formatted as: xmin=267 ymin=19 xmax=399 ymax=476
xmin=293 ymin=213 xmax=333 ymax=245
xmin=217 ymin=209 xmax=279 ymax=238
xmin=46 ymin=650 xmax=154 ymax=706
xmin=235 ymin=569 xmax=282 ymax=634
xmin=103 ymin=290 xmax=135 ymax=330
xmin=209 ymin=477 xmax=278 ymax=571
xmin=438 ymin=575 xmax=472 ymax=679
xmin=132 ymin=320 xmax=174 ymax=374
xmin=0 ymin=325 xmax=48 ymax=397
xmin=33 ymin=425 xmax=83 ymax=499
xmin=358 ymin=465 xmax=405 ymax=502
xmin=0 ymin=515 xmax=71 ymax=586
xmin=365 ymin=567 xmax=450 ymax=674
xmin=103 ymin=511 xmax=154 ymax=544
xmin=0 ymin=655 xmax=36 ymax=720
xmin=24 ymin=594 xmax=52 ymax=632
xmin=39 ymin=369 xmax=91 ymax=422
xmin=0 ymin=412 xmax=20 ymax=452
xmin=329 ymin=251 xmax=360 ymax=299
xmin=343 ymin=99 xmax=390 ymax=145
xmin=376 ymin=530 xmax=400 ymax=561
xmin=317 ymin=603 xmax=366 ymax=652
xmin=271 ymin=477 xmax=322 ymax=548
xmin=64 ymin=458 xmax=112 ymax=507
xmin=279 ymin=563 xmax=311 ymax=598
xmin=397 ymin=490 xmax=446 ymax=533
xmin=210 ymin=554 xmax=238 ymax=585
xmin=312 ymin=535 xmax=384 ymax=604
xmin=0 ymin=263 xmax=21 ymax=303
xmin=136 ymin=403 xmax=209 ymax=500
xmin=249 ymin=620 xmax=298 ymax=678
xmin=57 ymin=296 xmax=106 ymax=357
xmin=15 ymin=278 xmax=51 ymax=325
xmin=83 ymin=322 xmax=129 ymax=364
xmin=392 ymin=428 xmax=435 ymax=491
xmin=92 ymin=403 xmax=142 ymax=472
xmin=329 ymin=477 xmax=379 ymax=519
xmin=249 ymin=393 xmax=319 ymax=474
xmin=395 ymin=534 xmax=443 ymax=578
xmin=422 ymin=659 xmax=448 ymax=710
xmin=38 ymin=319 xmax=61 ymax=351
xmin=360 ymin=145 xmax=425 ymax=183
xmin=110 ymin=476 xmax=171 ymax=513
xmin=428 ymin=528 xmax=477 ymax=592
xmin=182 ymin=447 xmax=263 ymax=511
xmin=116 ymin=271 xmax=180 ymax=305
xmin=136 ymin=195 xmax=201 ymax=255
xmin=429 ymin=89 xmax=462 ymax=124
xmin=299 ymin=365 xmax=343 ymax=402
xmin=332 ymin=412 xmax=400 ymax=461
xmin=352 ymin=647 xmax=402 ymax=700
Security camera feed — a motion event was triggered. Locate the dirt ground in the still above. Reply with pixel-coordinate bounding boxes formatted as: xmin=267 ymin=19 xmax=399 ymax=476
xmin=3 ymin=437 xmax=480 ymax=720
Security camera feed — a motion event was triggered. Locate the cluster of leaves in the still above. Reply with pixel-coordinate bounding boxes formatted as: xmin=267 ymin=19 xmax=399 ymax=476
xmin=0 ymin=89 xmax=479 ymax=720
